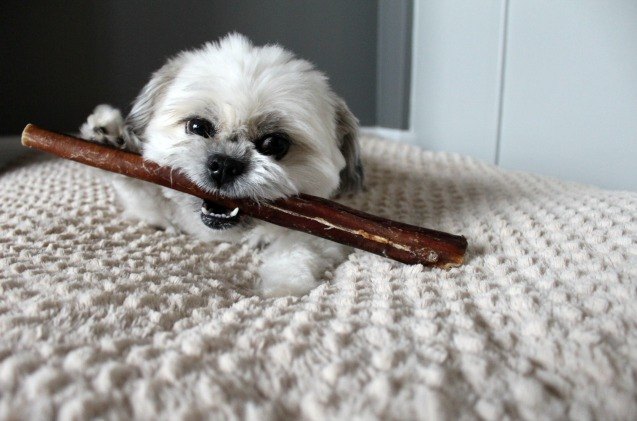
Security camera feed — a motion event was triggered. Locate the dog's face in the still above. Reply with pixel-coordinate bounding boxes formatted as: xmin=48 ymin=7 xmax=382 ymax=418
xmin=126 ymin=34 xmax=362 ymax=232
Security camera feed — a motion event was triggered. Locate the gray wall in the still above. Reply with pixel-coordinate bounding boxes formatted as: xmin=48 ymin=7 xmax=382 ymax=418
xmin=1 ymin=0 xmax=389 ymax=135
xmin=377 ymin=0 xmax=412 ymax=129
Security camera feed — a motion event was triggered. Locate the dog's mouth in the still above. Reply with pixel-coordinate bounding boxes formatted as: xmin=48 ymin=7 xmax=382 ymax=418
xmin=200 ymin=200 xmax=241 ymax=230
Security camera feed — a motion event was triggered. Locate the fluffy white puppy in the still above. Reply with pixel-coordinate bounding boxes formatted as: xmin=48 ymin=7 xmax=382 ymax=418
xmin=80 ymin=33 xmax=363 ymax=297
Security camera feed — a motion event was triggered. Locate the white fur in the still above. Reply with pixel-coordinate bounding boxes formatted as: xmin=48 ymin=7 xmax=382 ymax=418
xmin=80 ymin=34 xmax=362 ymax=297
xmin=80 ymin=105 xmax=126 ymax=148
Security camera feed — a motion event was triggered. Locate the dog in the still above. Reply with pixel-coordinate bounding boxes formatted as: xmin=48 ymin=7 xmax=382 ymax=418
xmin=80 ymin=33 xmax=363 ymax=297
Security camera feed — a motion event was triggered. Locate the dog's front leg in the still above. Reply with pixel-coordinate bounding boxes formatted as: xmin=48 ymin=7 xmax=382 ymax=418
xmin=80 ymin=104 xmax=176 ymax=230
xmin=80 ymin=104 xmax=140 ymax=152
xmin=257 ymin=229 xmax=351 ymax=297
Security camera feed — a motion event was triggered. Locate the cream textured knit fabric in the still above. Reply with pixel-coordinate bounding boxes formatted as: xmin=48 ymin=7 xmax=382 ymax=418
xmin=0 ymin=135 xmax=636 ymax=420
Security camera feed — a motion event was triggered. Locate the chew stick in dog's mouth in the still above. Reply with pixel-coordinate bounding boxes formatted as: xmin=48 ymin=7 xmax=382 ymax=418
xmin=21 ymin=124 xmax=468 ymax=268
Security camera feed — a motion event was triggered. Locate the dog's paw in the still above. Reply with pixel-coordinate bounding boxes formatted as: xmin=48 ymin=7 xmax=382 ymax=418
xmin=255 ymin=232 xmax=350 ymax=297
xmin=258 ymin=260 xmax=319 ymax=298
xmin=80 ymin=104 xmax=128 ymax=149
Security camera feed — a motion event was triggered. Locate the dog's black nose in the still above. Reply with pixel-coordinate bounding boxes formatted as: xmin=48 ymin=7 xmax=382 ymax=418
xmin=207 ymin=154 xmax=246 ymax=187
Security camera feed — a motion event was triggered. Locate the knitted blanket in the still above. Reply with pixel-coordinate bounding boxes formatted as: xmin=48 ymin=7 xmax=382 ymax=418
xmin=1 ymin=135 xmax=635 ymax=420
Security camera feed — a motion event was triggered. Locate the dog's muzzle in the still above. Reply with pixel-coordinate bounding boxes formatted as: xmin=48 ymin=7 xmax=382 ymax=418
xmin=201 ymin=154 xmax=246 ymax=229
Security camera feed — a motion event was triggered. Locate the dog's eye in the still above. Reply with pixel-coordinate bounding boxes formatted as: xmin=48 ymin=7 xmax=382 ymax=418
xmin=255 ymin=134 xmax=290 ymax=160
xmin=186 ymin=118 xmax=215 ymax=138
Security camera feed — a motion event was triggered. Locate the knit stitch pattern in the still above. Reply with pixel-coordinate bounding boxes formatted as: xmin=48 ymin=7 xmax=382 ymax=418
xmin=1 ymin=136 xmax=636 ymax=420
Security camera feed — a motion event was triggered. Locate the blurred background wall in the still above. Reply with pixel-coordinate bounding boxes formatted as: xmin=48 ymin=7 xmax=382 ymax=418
xmin=1 ymin=0 xmax=412 ymax=135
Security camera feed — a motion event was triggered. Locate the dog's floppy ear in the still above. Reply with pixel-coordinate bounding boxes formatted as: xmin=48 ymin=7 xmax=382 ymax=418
xmin=334 ymin=98 xmax=364 ymax=194
xmin=125 ymin=58 xmax=183 ymax=142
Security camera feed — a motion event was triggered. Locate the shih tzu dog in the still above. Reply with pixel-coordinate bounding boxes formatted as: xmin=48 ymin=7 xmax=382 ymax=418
xmin=80 ymin=33 xmax=363 ymax=297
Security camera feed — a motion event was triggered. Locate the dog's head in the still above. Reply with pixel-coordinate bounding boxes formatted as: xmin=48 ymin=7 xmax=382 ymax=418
xmin=126 ymin=34 xmax=362 ymax=231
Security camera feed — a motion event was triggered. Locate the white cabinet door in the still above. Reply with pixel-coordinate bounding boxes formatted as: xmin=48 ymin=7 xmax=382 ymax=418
xmin=410 ymin=0 xmax=506 ymax=163
xmin=410 ymin=0 xmax=637 ymax=191
xmin=497 ymin=0 xmax=637 ymax=191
